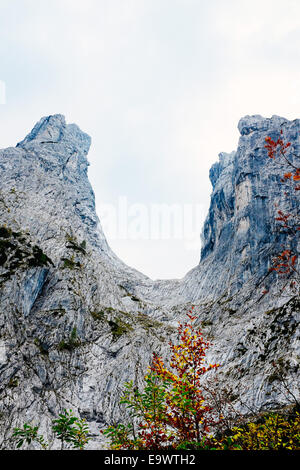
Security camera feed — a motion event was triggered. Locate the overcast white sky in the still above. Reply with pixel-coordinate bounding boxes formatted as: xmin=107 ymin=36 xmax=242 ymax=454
xmin=0 ymin=0 xmax=300 ymax=279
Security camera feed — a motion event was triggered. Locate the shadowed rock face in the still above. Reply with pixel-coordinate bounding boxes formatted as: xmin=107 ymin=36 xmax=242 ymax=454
xmin=192 ymin=114 xmax=300 ymax=301
xmin=0 ymin=114 xmax=299 ymax=449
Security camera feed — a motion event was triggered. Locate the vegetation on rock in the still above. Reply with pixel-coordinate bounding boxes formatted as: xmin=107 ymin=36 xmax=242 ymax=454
xmin=12 ymin=409 xmax=90 ymax=450
xmin=102 ymin=309 xmax=300 ymax=451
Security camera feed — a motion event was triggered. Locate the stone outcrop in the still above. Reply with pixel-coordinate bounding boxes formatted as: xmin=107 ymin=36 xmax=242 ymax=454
xmin=0 ymin=114 xmax=299 ymax=449
xmin=184 ymin=114 xmax=300 ymax=301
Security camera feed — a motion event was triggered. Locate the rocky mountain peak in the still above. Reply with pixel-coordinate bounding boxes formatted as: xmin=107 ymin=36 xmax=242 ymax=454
xmin=237 ymin=114 xmax=289 ymax=136
xmin=17 ymin=114 xmax=91 ymax=154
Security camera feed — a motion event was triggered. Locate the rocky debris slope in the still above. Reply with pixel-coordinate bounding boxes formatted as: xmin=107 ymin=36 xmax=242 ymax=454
xmin=0 ymin=114 xmax=299 ymax=449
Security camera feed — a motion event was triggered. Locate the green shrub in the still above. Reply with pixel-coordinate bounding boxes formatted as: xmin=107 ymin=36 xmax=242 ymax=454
xmin=12 ymin=409 xmax=90 ymax=450
xmin=58 ymin=327 xmax=81 ymax=351
xmin=212 ymin=412 xmax=300 ymax=450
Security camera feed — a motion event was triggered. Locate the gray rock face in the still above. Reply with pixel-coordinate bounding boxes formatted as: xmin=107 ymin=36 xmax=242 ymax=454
xmin=186 ymin=114 xmax=300 ymax=301
xmin=0 ymin=114 xmax=299 ymax=449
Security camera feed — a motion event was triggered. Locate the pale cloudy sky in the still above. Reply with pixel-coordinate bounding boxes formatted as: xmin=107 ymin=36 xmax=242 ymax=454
xmin=0 ymin=0 xmax=300 ymax=279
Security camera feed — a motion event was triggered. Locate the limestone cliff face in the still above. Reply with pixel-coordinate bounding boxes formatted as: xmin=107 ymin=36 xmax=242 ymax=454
xmin=0 ymin=114 xmax=299 ymax=449
xmin=0 ymin=115 xmax=172 ymax=449
xmin=198 ymin=115 xmax=300 ymax=298
xmin=176 ymin=115 xmax=299 ymax=303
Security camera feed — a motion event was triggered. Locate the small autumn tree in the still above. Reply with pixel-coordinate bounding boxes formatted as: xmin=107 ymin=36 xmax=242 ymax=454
xmin=264 ymin=131 xmax=300 ymax=290
xmin=102 ymin=310 xmax=220 ymax=450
